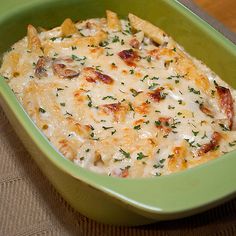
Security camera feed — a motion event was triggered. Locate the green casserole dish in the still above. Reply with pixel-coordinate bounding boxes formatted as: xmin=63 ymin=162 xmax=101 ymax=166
xmin=0 ymin=0 xmax=236 ymax=226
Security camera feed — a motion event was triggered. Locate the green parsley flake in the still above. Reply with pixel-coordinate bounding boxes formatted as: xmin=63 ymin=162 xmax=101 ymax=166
xmin=102 ymin=96 xmax=117 ymax=100
xmin=136 ymin=152 xmax=148 ymax=160
xmin=39 ymin=107 xmax=46 ymax=113
xmin=134 ymin=125 xmax=141 ymax=130
xmin=119 ymin=148 xmax=131 ymax=158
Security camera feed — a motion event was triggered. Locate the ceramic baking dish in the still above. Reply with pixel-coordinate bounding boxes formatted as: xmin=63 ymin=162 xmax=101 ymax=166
xmin=0 ymin=0 xmax=236 ymax=226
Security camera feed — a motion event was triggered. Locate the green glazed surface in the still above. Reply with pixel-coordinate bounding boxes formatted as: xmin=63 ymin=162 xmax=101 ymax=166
xmin=0 ymin=0 xmax=236 ymax=226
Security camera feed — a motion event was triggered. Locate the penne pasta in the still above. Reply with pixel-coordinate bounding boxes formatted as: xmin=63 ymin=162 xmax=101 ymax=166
xmin=106 ymin=10 xmax=122 ymax=31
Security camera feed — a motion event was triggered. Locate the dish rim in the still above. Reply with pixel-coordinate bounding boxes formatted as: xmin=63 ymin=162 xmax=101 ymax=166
xmin=0 ymin=0 xmax=236 ymax=219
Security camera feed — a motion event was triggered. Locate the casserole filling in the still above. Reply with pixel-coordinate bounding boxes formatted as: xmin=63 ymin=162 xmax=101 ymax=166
xmin=1 ymin=11 xmax=236 ymax=178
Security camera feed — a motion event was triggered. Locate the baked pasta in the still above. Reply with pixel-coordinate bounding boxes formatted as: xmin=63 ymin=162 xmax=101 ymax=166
xmin=1 ymin=11 xmax=236 ymax=178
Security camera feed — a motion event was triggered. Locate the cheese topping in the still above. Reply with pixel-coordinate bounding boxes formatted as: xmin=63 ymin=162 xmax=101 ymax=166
xmin=1 ymin=12 xmax=236 ymax=178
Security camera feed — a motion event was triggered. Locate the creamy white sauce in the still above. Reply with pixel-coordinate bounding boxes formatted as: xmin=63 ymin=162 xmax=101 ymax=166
xmin=1 ymin=17 xmax=236 ymax=178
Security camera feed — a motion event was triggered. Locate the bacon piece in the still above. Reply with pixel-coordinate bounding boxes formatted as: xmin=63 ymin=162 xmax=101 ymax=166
xmin=94 ymin=71 xmax=114 ymax=84
xmin=129 ymin=38 xmax=140 ymax=49
xmin=216 ymin=85 xmax=234 ymax=130
xmin=102 ymin=103 xmax=121 ymax=113
xmin=35 ymin=57 xmax=51 ymax=78
xmin=118 ymin=49 xmax=139 ymax=67
xmin=85 ymin=21 xmax=93 ymax=29
xmin=53 ymin=62 xmax=80 ymax=79
xmin=148 ymin=88 xmax=165 ymax=102
xmin=198 ymin=131 xmax=221 ymax=156
xmin=148 ymin=49 xmax=159 ymax=57
xmin=199 ymin=104 xmax=214 ymax=118
xmin=83 ymin=67 xmax=114 ymax=84
xmin=85 ymin=77 xmax=96 ymax=83
xmin=121 ymin=168 xmax=129 ymax=178
xmin=101 ymin=102 xmax=128 ymax=122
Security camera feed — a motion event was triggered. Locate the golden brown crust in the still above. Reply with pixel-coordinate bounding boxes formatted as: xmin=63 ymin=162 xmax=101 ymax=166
xmin=27 ymin=24 xmax=42 ymax=52
xmin=106 ymin=10 xmax=122 ymax=31
xmin=61 ymin=18 xmax=77 ymax=36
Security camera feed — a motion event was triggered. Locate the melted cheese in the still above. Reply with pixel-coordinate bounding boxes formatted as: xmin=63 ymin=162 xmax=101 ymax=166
xmin=1 ymin=16 xmax=236 ymax=178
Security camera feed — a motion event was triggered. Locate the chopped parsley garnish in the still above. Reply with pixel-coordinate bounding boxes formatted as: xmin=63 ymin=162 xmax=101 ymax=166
xmin=71 ymin=46 xmax=77 ymax=50
xmin=57 ymin=88 xmax=64 ymax=91
xmin=133 ymin=125 xmax=141 ymax=130
xmin=185 ymin=138 xmax=196 ymax=147
xmin=99 ymin=41 xmax=109 ymax=47
xmin=60 ymin=102 xmax=66 ymax=107
xmin=219 ymin=123 xmax=230 ymax=131
xmin=87 ymin=95 xmax=92 ymax=107
xmin=159 ymin=159 xmax=165 ymax=164
xmin=201 ymin=132 xmax=208 ymax=139
xmin=188 ymin=87 xmax=201 ymax=95
xmin=141 ymin=75 xmax=148 ymax=82
xmin=72 ymin=54 xmax=87 ymax=61
xmin=213 ymin=145 xmax=220 ymax=151
xmin=136 ymin=152 xmax=148 ymax=160
xmin=50 ymin=37 xmax=57 ymax=41
xmin=150 ymin=76 xmax=159 ymax=80
xmin=106 ymin=52 xmax=114 ymax=56
xmin=168 ymin=105 xmax=175 ymax=110
xmin=112 ymin=35 xmax=120 ymax=43
xmin=155 ymin=120 xmax=161 ymax=126
xmin=148 ymin=83 xmax=159 ymax=90
xmin=192 ymin=130 xmax=199 ymax=136
xmin=229 ymin=140 xmax=236 ymax=147
xmin=130 ymin=88 xmax=142 ymax=97
xmin=102 ymin=96 xmax=117 ymax=100
xmin=119 ymin=148 xmax=131 ymax=158
xmin=129 ymin=69 xmax=134 ymax=74
xmin=85 ymin=149 xmax=90 ymax=152
xmin=3 ymin=76 xmax=9 ymax=80
xmin=65 ymin=111 xmax=73 ymax=116
xmin=95 ymin=65 xmax=102 ymax=71
xmin=111 ymin=129 xmax=117 ymax=135
xmin=213 ymin=80 xmax=218 ymax=87
xmin=102 ymin=126 xmax=113 ymax=130
xmin=128 ymin=102 xmax=134 ymax=111
xmin=146 ymin=56 xmax=152 ymax=63
xmin=38 ymin=107 xmax=46 ymax=113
